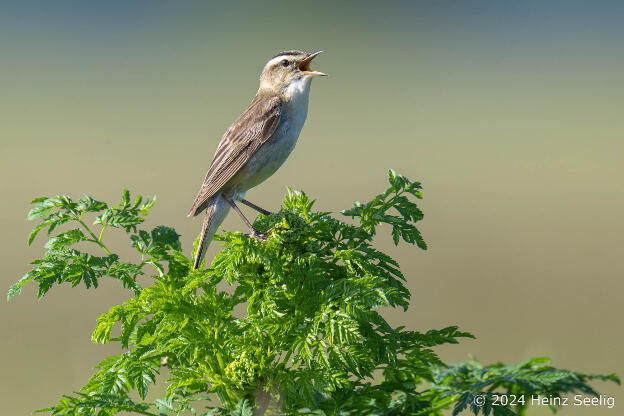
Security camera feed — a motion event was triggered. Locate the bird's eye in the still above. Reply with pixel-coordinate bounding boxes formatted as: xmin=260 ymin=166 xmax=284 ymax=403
xmin=281 ymin=59 xmax=289 ymax=67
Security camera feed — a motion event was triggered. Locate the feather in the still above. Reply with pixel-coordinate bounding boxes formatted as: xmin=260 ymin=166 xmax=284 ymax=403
xmin=188 ymin=94 xmax=282 ymax=217
xmin=193 ymin=193 xmax=230 ymax=270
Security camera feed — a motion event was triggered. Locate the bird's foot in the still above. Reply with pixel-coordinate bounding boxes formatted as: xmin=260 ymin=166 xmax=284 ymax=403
xmin=245 ymin=227 xmax=276 ymax=242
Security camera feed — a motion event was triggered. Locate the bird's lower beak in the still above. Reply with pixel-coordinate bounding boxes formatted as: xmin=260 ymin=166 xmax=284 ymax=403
xmin=298 ymin=51 xmax=327 ymax=76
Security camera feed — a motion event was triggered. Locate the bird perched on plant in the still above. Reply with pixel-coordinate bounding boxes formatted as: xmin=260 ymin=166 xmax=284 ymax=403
xmin=188 ymin=50 xmax=326 ymax=269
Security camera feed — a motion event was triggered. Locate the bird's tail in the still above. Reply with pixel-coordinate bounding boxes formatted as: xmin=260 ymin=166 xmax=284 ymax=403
xmin=193 ymin=193 xmax=230 ymax=270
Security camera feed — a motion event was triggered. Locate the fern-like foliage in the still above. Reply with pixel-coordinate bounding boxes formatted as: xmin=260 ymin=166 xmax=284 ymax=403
xmin=8 ymin=190 xmax=179 ymax=299
xmin=10 ymin=170 xmax=618 ymax=416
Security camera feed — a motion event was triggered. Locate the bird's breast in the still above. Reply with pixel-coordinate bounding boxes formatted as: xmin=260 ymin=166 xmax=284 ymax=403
xmin=227 ymin=101 xmax=309 ymax=197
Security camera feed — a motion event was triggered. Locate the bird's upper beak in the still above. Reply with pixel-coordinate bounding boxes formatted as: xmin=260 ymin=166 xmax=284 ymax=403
xmin=298 ymin=51 xmax=327 ymax=76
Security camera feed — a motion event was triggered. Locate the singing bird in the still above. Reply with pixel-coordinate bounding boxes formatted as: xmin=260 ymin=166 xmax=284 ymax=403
xmin=188 ymin=50 xmax=326 ymax=269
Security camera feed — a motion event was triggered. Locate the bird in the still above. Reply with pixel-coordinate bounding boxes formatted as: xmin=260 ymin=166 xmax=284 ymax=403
xmin=188 ymin=50 xmax=326 ymax=270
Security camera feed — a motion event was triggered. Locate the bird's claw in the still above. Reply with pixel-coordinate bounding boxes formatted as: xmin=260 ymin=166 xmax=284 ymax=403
xmin=245 ymin=227 xmax=276 ymax=242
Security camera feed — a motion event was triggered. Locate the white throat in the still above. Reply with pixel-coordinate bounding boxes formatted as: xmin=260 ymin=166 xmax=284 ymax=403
xmin=283 ymin=77 xmax=312 ymax=111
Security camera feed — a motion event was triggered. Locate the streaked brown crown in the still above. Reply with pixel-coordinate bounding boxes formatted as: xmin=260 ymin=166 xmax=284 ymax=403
xmin=270 ymin=50 xmax=308 ymax=60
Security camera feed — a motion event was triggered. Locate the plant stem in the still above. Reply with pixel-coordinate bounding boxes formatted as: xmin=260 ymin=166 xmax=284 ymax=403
xmin=77 ymin=218 xmax=111 ymax=255
xmin=98 ymin=224 xmax=108 ymax=243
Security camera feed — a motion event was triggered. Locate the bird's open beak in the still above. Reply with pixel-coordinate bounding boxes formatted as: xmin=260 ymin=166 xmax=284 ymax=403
xmin=298 ymin=51 xmax=327 ymax=76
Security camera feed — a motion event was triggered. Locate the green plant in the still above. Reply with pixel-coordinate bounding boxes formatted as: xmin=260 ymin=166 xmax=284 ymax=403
xmin=9 ymin=170 xmax=618 ymax=415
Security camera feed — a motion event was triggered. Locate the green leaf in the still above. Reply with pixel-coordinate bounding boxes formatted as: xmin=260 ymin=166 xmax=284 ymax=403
xmin=27 ymin=197 xmax=60 ymax=220
xmin=230 ymin=399 xmax=254 ymax=416
xmin=7 ymin=272 xmax=35 ymax=300
xmin=133 ymin=194 xmax=143 ymax=209
xmin=11 ymin=176 xmax=618 ymax=416
xmin=79 ymin=195 xmax=108 ymax=213
xmin=44 ymin=229 xmax=86 ymax=250
xmin=28 ymin=219 xmax=55 ymax=245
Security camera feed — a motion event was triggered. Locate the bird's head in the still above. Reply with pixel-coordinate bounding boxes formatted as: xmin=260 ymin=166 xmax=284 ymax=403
xmin=259 ymin=50 xmax=326 ymax=95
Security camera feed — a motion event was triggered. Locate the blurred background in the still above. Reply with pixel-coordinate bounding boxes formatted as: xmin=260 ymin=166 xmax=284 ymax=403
xmin=1 ymin=1 xmax=622 ymax=414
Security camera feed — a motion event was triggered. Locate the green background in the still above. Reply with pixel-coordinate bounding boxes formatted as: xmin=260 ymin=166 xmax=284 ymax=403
xmin=2 ymin=1 xmax=622 ymax=414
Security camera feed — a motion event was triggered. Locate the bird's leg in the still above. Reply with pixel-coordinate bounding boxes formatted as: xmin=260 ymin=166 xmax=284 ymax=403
xmin=241 ymin=200 xmax=279 ymax=236
xmin=225 ymin=198 xmax=269 ymax=241
xmin=241 ymin=199 xmax=272 ymax=216
xmin=225 ymin=198 xmax=256 ymax=231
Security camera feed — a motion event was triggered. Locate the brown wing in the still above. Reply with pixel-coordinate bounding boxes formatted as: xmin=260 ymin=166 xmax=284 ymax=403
xmin=188 ymin=94 xmax=282 ymax=217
